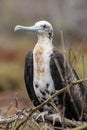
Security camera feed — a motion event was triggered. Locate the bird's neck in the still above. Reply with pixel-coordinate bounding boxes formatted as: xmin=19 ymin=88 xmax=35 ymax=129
xmin=37 ymin=35 xmax=53 ymax=46
xmin=33 ymin=35 xmax=53 ymax=57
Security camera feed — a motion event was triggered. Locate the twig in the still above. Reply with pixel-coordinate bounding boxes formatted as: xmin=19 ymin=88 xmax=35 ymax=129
xmin=54 ymin=59 xmax=65 ymax=82
xmin=72 ymin=78 xmax=87 ymax=85
xmin=33 ymin=110 xmax=86 ymax=128
xmin=0 ymin=78 xmax=87 ymax=129
xmin=82 ymin=55 xmax=85 ymax=78
xmin=15 ymin=78 xmax=87 ymax=130
xmin=66 ymin=123 xmax=87 ymax=130
xmin=60 ymin=30 xmax=66 ymax=55
xmin=2 ymin=103 xmax=14 ymax=116
xmin=0 ymin=115 xmax=18 ymax=124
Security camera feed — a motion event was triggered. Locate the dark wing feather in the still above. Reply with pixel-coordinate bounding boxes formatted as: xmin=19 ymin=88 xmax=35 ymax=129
xmin=50 ymin=49 xmax=67 ymax=108
xmin=24 ymin=50 xmax=40 ymax=106
xmin=50 ymin=49 xmax=65 ymax=91
xmin=50 ymin=49 xmax=87 ymax=120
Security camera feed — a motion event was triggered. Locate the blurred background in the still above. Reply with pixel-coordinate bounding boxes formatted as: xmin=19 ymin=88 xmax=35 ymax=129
xmin=0 ymin=0 xmax=87 ymax=111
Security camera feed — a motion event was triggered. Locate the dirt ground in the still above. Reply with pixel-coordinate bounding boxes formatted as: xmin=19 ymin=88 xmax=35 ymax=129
xmin=0 ymin=90 xmax=32 ymax=115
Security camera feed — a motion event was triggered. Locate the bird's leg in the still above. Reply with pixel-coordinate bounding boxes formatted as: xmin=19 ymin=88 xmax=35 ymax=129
xmin=31 ymin=111 xmax=49 ymax=129
xmin=31 ymin=113 xmax=41 ymax=129
xmin=49 ymin=113 xmax=62 ymax=125
xmin=48 ymin=102 xmax=62 ymax=125
xmin=35 ymin=111 xmax=48 ymax=122
xmin=34 ymin=112 xmax=62 ymax=125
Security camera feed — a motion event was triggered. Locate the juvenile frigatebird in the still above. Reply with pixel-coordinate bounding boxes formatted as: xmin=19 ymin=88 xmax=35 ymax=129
xmin=14 ymin=21 xmax=87 ymax=123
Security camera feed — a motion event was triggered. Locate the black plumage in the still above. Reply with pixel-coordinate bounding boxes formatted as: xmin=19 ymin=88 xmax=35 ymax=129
xmin=24 ymin=49 xmax=87 ymax=121
xmin=14 ymin=20 xmax=87 ymax=122
xmin=24 ymin=50 xmax=40 ymax=107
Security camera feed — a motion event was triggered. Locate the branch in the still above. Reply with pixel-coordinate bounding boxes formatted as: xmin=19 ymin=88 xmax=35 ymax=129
xmin=15 ymin=78 xmax=87 ymax=130
xmin=0 ymin=115 xmax=18 ymax=124
xmin=0 ymin=78 xmax=87 ymax=129
xmin=66 ymin=123 xmax=87 ymax=130
xmin=72 ymin=78 xmax=87 ymax=85
xmin=33 ymin=113 xmax=86 ymax=127
xmin=0 ymin=108 xmax=28 ymax=124
xmin=31 ymin=77 xmax=87 ymax=114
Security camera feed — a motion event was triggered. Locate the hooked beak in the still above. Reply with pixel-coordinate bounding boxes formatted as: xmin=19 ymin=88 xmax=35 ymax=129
xmin=14 ymin=25 xmax=41 ymax=32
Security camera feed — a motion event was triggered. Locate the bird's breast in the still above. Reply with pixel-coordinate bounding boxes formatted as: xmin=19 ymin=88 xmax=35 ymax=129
xmin=33 ymin=44 xmax=51 ymax=79
xmin=34 ymin=45 xmax=45 ymax=77
xmin=33 ymin=43 xmax=56 ymax=103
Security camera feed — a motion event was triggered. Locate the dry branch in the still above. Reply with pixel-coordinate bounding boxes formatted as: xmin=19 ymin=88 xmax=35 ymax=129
xmin=66 ymin=123 xmax=87 ymax=130
xmin=13 ymin=78 xmax=87 ymax=129
xmin=0 ymin=78 xmax=87 ymax=130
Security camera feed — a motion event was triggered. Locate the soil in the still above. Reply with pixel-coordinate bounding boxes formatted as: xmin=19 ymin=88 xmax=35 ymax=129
xmin=0 ymin=90 xmax=32 ymax=115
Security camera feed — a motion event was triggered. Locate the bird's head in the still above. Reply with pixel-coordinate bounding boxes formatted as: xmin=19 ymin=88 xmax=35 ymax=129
xmin=14 ymin=21 xmax=53 ymax=40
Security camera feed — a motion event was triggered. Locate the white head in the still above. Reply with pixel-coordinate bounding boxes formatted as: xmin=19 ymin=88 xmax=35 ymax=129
xmin=14 ymin=20 xmax=53 ymax=40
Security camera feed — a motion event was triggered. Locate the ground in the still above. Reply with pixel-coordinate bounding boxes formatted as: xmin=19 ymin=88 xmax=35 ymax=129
xmin=0 ymin=91 xmax=31 ymax=115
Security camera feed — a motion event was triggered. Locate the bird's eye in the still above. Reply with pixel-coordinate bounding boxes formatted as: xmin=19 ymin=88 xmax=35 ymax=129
xmin=43 ymin=25 xmax=46 ymax=28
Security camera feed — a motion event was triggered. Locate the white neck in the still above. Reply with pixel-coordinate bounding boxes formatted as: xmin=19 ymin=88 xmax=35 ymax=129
xmin=37 ymin=34 xmax=53 ymax=46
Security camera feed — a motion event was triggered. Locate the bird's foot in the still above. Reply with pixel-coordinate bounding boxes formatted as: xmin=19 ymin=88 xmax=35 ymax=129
xmin=35 ymin=111 xmax=48 ymax=122
xmin=49 ymin=113 xmax=62 ymax=125
xmin=31 ymin=113 xmax=41 ymax=129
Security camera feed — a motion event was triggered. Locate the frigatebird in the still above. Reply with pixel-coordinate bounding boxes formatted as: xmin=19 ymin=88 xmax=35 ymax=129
xmin=14 ymin=21 xmax=87 ymax=123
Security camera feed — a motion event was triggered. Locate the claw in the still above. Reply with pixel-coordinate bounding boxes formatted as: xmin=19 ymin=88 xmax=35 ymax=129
xmin=35 ymin=111 xmax=48 ymax=122
xmin=31 ymin=113 xmax=41 ymax=129
xmin=49 ymin=113 xmax=61 ymax=125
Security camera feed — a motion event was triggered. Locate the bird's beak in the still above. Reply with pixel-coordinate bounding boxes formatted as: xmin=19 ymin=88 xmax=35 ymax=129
xmin=14 ymin=25 xmax=40 ymax=32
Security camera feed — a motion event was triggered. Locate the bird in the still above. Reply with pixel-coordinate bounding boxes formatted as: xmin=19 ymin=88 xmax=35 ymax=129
xmin=14 ymin=21 xmax=87 ymax=123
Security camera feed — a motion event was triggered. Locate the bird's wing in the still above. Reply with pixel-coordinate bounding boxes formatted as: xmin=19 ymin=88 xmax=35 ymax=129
xmin=24 ymin=50 xmax=40 ymax=106
xmin=50 ymin=49 xmax=66 ymax=91
xmin=50 ymin=49 xmax=87 ymax=119
xmin=50 ymin=48 xmax=85 ymax=90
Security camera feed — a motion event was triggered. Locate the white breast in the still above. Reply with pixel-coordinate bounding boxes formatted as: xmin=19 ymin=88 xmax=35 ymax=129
xmin=33 ymin=42 xmax=55 ymax=103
